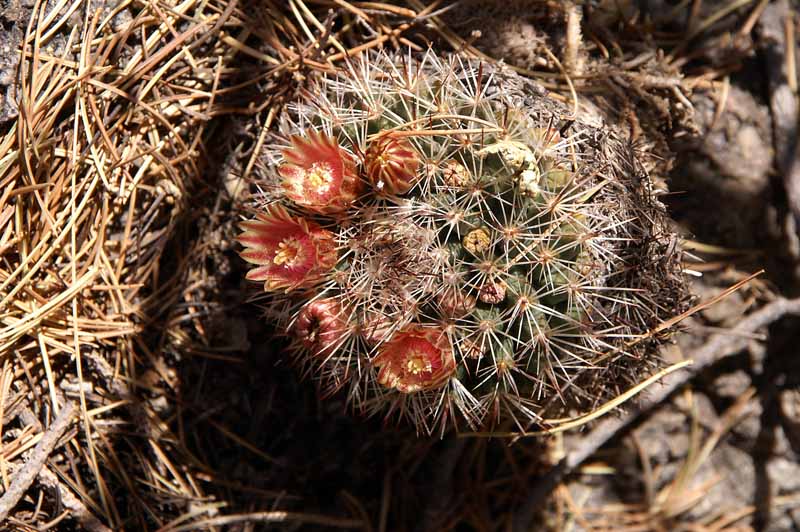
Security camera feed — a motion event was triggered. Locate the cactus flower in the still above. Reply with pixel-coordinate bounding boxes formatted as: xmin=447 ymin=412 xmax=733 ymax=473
xmin=374 ymin=326 xmax=456 ymax=393
xmin=293 ymin=298 xmax=348 ymax=357
xmin=365 ymin=134 xmax=421 ymax=195
xmin=238 ymin=205 xmax=337 ymax=291
xmin=279 ymin=130 xmax=361 ymax=213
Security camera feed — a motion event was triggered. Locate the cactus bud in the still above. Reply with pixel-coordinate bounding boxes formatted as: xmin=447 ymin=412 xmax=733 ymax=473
xmin=293 ymin=298 xmax=348 ymax=357
xmin=463 ymin=228 xmax=492 ymax=256
xmin=478 ymin=279 xmax=507 ymax=305
xmin=442 ymin=160 xmax=472 ymax=188
xmin=365 ymin=134 xmax=421 ymax=195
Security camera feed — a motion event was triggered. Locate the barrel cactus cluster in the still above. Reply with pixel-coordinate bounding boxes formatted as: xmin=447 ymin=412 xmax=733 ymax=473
xmin=238 ymin=50 xmax=685 ymax=434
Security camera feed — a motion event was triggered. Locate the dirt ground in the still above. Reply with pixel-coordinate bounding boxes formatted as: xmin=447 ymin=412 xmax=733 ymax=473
xmin=1 ymin=1 xmax=800 ymax=531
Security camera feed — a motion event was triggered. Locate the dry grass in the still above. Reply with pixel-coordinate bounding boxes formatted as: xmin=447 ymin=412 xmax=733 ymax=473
xmin=0 ymin=0 xmax=784 ymax=530
xmin=0 ymin=0 xmax=252 ymax=528
xmin=0 ymin=1 xmax=477 ymax=528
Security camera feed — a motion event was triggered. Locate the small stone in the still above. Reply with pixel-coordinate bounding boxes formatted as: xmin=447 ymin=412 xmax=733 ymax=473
xmin=768 ymin=456 xmax=800 ymax=494
xmin=673 ymin=392 xmax=719 ymax=431
xmin=779 ymin=389 xmax=800 ymax=422
xmin=694 ymin=282 xmax=749 ymax=324
xmin=779 ymin=389 xmax=800 ymax=452
xmin=732 ymin=400 xmax=763 ymax=443
xmin=714 ymin=370 xmax=752 ymax=399
xmin=686 ymin=444 xmax=755 ymax=522
xmin=149 ymin=396 xmax=169 ymax=414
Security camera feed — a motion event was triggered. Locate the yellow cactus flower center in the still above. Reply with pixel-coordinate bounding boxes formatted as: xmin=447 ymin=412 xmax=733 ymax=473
xmin=273 ymin=238 xmax=304 ymax=267
xmin=404 ymin=349 xmax=432 ymax=375
xmin=306 ymin=162 xmax=334 ymax=191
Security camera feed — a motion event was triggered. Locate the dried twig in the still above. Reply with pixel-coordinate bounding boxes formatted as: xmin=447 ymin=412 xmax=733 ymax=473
xmin=16 ymin=407 xmax=111 ymax=531
xmin=564 ymin=1 xmax=583 ymax=76
xmin=0 ymin=401 xmax=76 ymax=521
xmin=512 ymin=296 xmax=800 ymax=531
xmin=36 ymin=465 xmax=112 ymax=532
xmin=161 ymin=510 xmax=366 ymax=531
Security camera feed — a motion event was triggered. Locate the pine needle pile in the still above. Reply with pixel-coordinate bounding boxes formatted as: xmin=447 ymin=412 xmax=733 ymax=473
xmin=0 ymin=0 xmax=246 ymax=528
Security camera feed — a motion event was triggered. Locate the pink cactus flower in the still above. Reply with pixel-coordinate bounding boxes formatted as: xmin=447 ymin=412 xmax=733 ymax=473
xmin=238 ymin=205 xmax=337 ymax=291
xmin=279 ymin=130 xmax=361 ymax=213
xmin=293 ymin=298 xmax=348 ymax=358
xmin=365 ymin=135 xmax=421 ymax=195
xmin=374 ymin=326 xmax=456 ymax=393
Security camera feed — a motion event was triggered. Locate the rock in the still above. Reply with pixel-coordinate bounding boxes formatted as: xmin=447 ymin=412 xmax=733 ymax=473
xmin=669 ymin=86 xmax=772 ymax=249
xmin=685 ymin=444 xmax=755 ymax=523
xmin=714 ymin=370 xmax=753 ymax=400
xmin=633 ymin=402 xmax=697 ymax=464
xmin=692 ymin=85 xmax=772 ymax=193
xmin=733 ymin=400 xmax=763 ymax=444
xmin=0 ymin=21 xmax=23 ymax=123
xmin=768 ymin=456 xmax=800 ymax=494
xmin=693 ymin=280 xmax=750 ymax=324
xmin=780 ymin=390 xmax=800 ymax=453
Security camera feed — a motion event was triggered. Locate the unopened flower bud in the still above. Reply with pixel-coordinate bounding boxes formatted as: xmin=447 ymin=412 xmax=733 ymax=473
xmin=478 ymin=280 xmax=507 ymax=304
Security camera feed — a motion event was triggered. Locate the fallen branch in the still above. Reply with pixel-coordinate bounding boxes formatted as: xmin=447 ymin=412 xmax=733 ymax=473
xmin=162 ymin=510 xmax=366 ymax=531
xmin=16 ymin=406 xmax=111 ymax=532
xmin=36 ymin=465 xmax=112 ymax=532
xmin=0 ymin=401 xmax=76 ymax=521
xmin=512 ymin=296 xmax=800 ymax=531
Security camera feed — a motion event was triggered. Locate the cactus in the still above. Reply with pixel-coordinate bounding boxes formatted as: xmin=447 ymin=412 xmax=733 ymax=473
xmin=238 ymin=50 xmax=686 ymax=435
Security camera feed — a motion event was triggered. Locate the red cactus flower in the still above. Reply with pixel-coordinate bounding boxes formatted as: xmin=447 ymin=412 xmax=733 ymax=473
xmin=365 ymin=134 xmax=421 ymax=195
xmin=293 ymin=298 xmax=348 ymax=357
xmin=373 ymin=326 xmax=456 ymax=393
xmin=238 ymin=205 xmax=337 ymax=291
xmin=279 ymin=130 xmax=361 ymax=213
